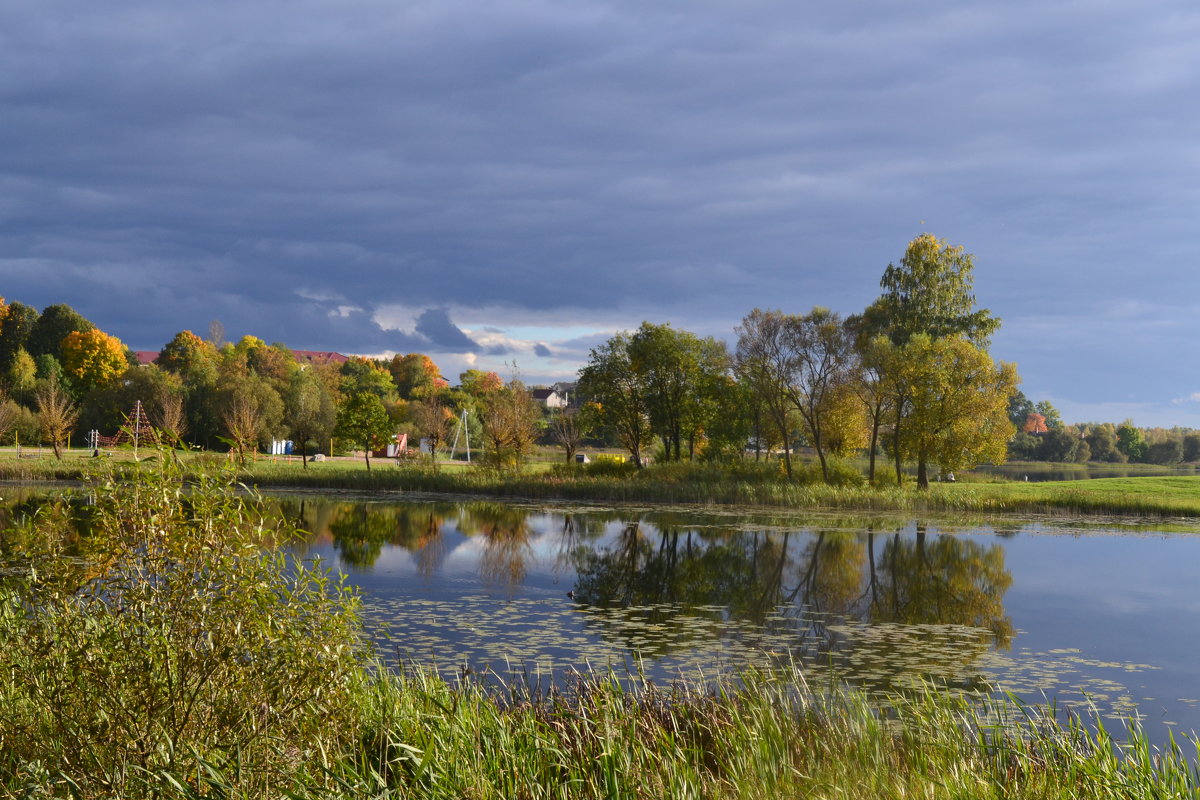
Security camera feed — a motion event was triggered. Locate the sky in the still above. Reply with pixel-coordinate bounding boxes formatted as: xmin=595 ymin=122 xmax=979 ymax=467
xmin=3 ymin=0 xmax=1200 ymax=427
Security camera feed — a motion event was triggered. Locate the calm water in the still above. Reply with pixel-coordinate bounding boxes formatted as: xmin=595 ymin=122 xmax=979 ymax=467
xmin=275 ymin=494 xmax=1200 ymax=743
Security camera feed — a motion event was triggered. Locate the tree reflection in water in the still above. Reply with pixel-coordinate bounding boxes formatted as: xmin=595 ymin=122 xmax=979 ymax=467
xmin=272 ymin=496 xmax=1014 ymax=690
xmin=571 ymin=516 xmax=1013 ymax=688
xmin=455 ymin=502 xmax=534 ymax=593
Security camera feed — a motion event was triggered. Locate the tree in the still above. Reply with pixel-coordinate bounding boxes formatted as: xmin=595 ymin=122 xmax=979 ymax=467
xmin=1039 ymin=427 xmax=1082 ymax=463
xmin=1146 ymin=439 xmax=1183 ymax=466
xmin=284 ymin=369 xmax=336 ymax=468
xmin=876 ymin=233 xmax=1000 ymax=346
xmin=1034 ymin=400 xmax=1063 ymax=430
xmin=627 ymin=322 xmax=729 ymax=462
xmin=578 ymin=332 xmax=653 ymax=468
xmin=61 ymin=329 xmax=127 ymax=392
xmin=549 ymin=404 xmax=593 ymax=463
xmin=35 ymin=374 xmax=80 ymax=459
xmin=411 ymin=393 xmax=454 ymax=465
xmin=26 ymin=304 xmax=94 ymax=361
xmin=478 ymin=377 xmax=542 ymax=470
xmin=390 ymin=353 xmax=445 ymax=399
xmin=1183 ymin=433 xmax=1200 ymax=463
xmin=157 ymin=330 xmax=218 ymax=376
xmin=1085 ymin=424 xmax=1125 ymax=463
xmin=335 ymin=392 xmax=393 ymax=471
xmin=781 ymin=307 xmax=854 ymax=482
xmin=459 ymin=369 xmax=503 ymax=398
xmin=1007 ymin=389 xmax=1036 ymax=430
xmin=218 ymin=374 xmax=284 ymax=465
xmin=0 ymin=389 xmax=18 ymax=445
xmin=0 ymin=301 xmax=38 ymax=375
xmin=6 ymin=347 xmax=36 ymax=402
xmin=845 ymin=332 xmax=896 ymax=485
xmin=1116 ymin=420 xmax=1147 ymax=462
xmin=735 ymin=309 xmax=796 ymax=477
xmin=861 ymin=234 xmax=1003 ymax=484
xmin=340 ymin=357 xmax=397 ymax=402
xmin=895 ymin=335 xmax=1018 ymax=489
xmin=819 ymin=380 xmax=870 ymax=458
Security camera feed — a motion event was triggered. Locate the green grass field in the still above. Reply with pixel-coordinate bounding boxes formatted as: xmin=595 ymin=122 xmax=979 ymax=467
xmin=4 ymin=446 xmax=1200 ymax=518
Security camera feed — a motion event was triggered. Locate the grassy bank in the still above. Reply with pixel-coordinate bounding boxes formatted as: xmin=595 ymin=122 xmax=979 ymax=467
xmin=4 ymin=450 xmax=1200 ymax=517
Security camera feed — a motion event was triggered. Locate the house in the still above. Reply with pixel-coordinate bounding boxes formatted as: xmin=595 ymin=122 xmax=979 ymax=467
xmin=291 ymin=350 xmax=349 ymax=365
xmin=133 ymin=351 xmax=159 ymax=366
xmin=532 ymin=383 xmax=573 ymax=410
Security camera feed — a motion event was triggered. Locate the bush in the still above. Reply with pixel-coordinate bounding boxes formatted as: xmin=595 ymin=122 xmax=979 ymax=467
xmin=0 ymin=457 xmax=367 ymax=797
xmin=582 ymin=454 xmax=639 ymax=477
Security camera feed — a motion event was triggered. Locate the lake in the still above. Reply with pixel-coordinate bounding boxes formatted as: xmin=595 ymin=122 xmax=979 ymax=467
xmin=274 ymin=493 xmax=1200 ymax=744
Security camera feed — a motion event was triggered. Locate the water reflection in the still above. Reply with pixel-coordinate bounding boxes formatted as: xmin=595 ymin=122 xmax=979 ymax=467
xmin=277 ymin=496 xmax=1018 ymax=696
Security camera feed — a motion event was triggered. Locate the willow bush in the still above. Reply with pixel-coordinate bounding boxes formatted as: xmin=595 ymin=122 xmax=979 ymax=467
xmin=0 ymin=458 xmax=368 ymax=797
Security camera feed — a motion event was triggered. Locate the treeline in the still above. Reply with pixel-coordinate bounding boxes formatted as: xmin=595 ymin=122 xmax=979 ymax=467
xmin=0 ymin=299 xmax=545 ymax=469
xmin=576 ymin=233 xmax=1016 ymax=488
xmin=1007 ymin=394 xmax=1200 ymax=465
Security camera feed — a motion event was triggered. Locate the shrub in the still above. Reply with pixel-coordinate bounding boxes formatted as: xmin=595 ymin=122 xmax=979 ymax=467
xmin=0 ymin=457 xmax=367 ymax=797
xmin=583 ymin=454 xmax=638 ymax=477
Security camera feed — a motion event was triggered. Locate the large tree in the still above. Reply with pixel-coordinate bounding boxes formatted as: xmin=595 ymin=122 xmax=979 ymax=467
xmin=217 ymin=374 xmax=284 ymax=465
xmin=61 ymin=329 xmax=127 ymax=393
xmin=478 ymin=377 xmax=542 ymax=470
xmin=390 ymin=353 xmax=445 ymax=399
xmin=627 ymin=322 xmax=729 ymax=462
xmin=26 ymin=304 xmax=95 ymax=362
xmin=284 ymin=369 xmax=337 ymax=467
xmin=577 ymin=332 xmax=653 ymax=468
xmin=895 ymin=335 xmax=1018 ymax=489
xmin=859 ymin=234 xmax=1006 ymax=484
xmin=735 ymin=309 xmax=796 ymax=476
xmin=781 ymin=307 xmax=854 ymax=483
xmin=0 ymin=302 xmax=39 ymax=375
xmin=335 ymin=391 xmax=393 ymax=471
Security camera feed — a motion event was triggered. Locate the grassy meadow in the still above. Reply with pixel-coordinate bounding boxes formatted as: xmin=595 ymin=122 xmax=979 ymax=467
xmin=3 ymin=445 xmax=1200 ymax=517
xmin=4 ymin=459 xmax=1200 ymax=798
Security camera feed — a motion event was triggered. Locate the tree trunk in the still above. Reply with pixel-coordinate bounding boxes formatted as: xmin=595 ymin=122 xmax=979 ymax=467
xmin=813 ymin=429 xmax=829 ymax=483
xmin=916 ymin=457 xmax=929 ymax=490
xmin=868 ymin=416 xmax=880 ymax=485
xmin=301 ymin=440 xmax=308 ymax=469
xmin=892 ymin=423 xmax=903 ymax=485
xmin=363 ymin=440 xmax=371 ymax=472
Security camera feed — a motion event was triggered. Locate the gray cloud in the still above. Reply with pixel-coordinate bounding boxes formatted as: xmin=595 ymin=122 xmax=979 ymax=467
xmin=413 ymin=308 xmax=481 ymax=352
xmin=2 ymin=0 xmax=1200 ymax=422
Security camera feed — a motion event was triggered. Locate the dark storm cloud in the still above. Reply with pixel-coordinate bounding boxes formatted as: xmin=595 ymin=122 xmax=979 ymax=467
xmin=3 ymin=0 xmax=1200 ymax=420
xmin=533 ymin=343 xmax=552 ymax=358
xmin=413 ymin=308 xmax=482 ymax=352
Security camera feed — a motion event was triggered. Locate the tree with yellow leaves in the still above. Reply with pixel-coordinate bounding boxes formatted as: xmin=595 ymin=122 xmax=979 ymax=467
xmin=895 ymin=334 xmax=1018 ymax=489
xmin=61 ymin=328 xmax=127 ymax=392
